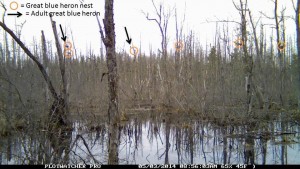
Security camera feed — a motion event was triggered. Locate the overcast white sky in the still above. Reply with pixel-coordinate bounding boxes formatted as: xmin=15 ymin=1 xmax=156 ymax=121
xmin=0 ymin=0 xmax=297 ymax=57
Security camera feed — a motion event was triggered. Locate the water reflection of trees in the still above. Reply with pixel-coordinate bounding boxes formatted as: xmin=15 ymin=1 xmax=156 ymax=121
xmin=0 ymin=113 xmax=299 ymax=164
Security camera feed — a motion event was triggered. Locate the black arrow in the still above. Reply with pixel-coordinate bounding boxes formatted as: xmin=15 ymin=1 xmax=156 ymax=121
xmin=60 ymin=24 xmax=67 ymax=42
xmin=7 ymin=12 xmax=22 ymax=17
xmin=124 ymin=27 xmax=132 ymax=44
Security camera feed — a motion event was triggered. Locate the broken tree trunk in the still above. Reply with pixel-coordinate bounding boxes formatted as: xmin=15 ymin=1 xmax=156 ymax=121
xmin=50 ymin=17 xmax=70 ymax=122
xmin=41 ymin=30 xmax=50 ymax=103
xmin=274 ymin=0 xmax=284 ymax=106
xmin=238 ymin=0 xmax=254 ymax=114
xmin=49 ymin=17 xmax=72 ymax=163
xmin=97 ymin=0 xmax=120 ymax=164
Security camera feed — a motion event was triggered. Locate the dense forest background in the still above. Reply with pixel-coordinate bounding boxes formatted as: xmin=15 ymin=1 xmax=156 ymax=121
xmin=0 ymin=0 xmax=300 ymax=165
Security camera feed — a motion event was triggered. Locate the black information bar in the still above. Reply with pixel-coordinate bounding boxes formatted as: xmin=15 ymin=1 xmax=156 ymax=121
xmin=0 ymin=164 xmax=299 ymax=169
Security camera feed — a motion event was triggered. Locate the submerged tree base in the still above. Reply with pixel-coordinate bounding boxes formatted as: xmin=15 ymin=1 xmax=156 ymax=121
xmin=47 ymin=96 xmax=72 ymax=164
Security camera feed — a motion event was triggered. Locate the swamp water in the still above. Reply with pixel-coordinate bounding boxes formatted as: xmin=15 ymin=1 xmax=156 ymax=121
xmin=0 ymin=112 xmax=299 ymax=164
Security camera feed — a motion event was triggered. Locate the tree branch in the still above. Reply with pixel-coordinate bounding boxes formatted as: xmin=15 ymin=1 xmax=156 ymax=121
xmin=151 ymin=0 xmax=160 ymax=19
xmin=205 ymin=17 xmax=241 ymax=25
xmin=96 ymin=13 xmax=107 ymax=46
xmin=1 ymin=1 xmax=7 ymax=23
xmin=50 ymin=16 xmax=69 ymax=115
xmin=291 ymin=0 xmax=296 ymax=12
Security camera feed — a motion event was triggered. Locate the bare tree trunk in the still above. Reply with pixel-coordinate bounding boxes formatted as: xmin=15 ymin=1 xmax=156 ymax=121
xmin=50 ymin=18 xmax=70 ymax=119
xmin=248 ymin=11 xmax=266 ymax=109
xmin=164 ymin=115 xmax=170 ymax=164
xmin=97 ymin=0 xmax=119 ymax=164
xmin=50 ymin=18 xmax=72 ymax=163
xmin=144 ymin=1 xmax=172 ymax=106
xmin=296 ymin=0 xmax=300 ymax=109
xmin=41 ymin=31 xmax=50 ymax=103
xmin=3 ymin=23 xmax=13 ymax=130
xmin=175 ymin=9 xmax=180 ymax=81
xmin=249 ymin=11 xmax=260 ymax=61
xmin=235 ymin=0 xmax=254 ymax=114
xmin=222 ymin=127 xmax=227 ymax=164
xmin=274 ymin=0 xmax=284 ymax=106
